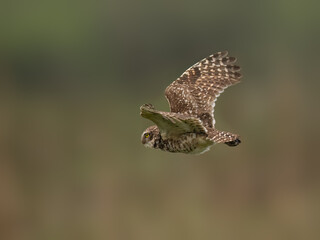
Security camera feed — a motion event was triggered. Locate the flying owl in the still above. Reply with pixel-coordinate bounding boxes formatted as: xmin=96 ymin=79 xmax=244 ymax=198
xmin=140 ymin=51 xmax=242 ymax=154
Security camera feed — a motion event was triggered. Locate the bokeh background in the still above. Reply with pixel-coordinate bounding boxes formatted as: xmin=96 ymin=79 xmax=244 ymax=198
xmin=1 ymin=0 xmax=320 ymax=239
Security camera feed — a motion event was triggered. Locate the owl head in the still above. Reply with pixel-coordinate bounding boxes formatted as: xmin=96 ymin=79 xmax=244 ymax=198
xmin=141 ymin=125 xmax=159 ymax=148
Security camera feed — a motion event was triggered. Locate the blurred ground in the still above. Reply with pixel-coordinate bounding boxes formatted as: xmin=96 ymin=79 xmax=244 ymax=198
xmin=1 ymin=0 xmax=320 ymax=239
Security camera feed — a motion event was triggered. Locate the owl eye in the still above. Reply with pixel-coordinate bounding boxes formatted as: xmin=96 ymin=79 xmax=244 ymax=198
xmin=144 ymin=133 xmax=150 ymax=138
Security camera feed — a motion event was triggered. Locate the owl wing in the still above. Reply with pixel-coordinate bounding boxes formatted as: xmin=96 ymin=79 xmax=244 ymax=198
xmin=165 ymin=51 xmax=242 ymax=128
xmin=140 ymin=104 xmax=207 ymax=138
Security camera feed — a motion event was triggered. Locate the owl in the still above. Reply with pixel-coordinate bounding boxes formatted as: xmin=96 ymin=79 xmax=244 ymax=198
xmin=140 ymin=51 xmax=242 ymax=154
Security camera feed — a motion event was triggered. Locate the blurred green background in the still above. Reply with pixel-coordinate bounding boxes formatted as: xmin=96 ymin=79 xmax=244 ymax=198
xmin=1 ymin=0 xmax=320 ymax=239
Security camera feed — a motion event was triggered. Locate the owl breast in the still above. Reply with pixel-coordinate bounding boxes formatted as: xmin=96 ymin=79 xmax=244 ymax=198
xmin=157 ymin=133 xmax=213 ymax=154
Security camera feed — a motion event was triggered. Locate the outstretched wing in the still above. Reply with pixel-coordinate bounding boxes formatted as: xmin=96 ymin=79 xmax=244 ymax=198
xmin=165 ymin=51 xmax=242 ymax=128
xmin=140 ymin=104 xmax=207 ymax=138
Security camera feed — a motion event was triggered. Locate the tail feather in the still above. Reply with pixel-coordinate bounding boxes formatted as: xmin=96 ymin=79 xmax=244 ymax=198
xmin=225 ymin=138 xmax=241 ymax=147
xmin=208 ymin=129 xmax=241 ymax=147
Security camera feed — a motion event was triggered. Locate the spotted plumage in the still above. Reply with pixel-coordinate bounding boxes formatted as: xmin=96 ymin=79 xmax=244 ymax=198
xmin=140 ymin=51 xmax=242 ymax=154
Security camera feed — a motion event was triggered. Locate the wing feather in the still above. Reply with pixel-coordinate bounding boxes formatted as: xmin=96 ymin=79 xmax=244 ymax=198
xmin=140 ymin=104 xmax=207 ymax=138
xmin=165 ymin=51 xmax=242 ymax=128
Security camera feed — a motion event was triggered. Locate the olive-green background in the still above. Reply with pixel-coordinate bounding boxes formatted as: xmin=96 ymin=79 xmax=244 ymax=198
xmin=1 ymin=0 xmax=320 ymax=239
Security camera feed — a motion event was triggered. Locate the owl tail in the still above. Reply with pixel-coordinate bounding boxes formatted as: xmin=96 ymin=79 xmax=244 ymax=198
xmin=208 ymin=129 xmax=241 ymax=147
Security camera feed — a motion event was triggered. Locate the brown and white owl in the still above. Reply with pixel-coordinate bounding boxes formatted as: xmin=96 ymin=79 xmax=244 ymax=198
xmin=140 ymin=51 xmax=242 ymax=154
